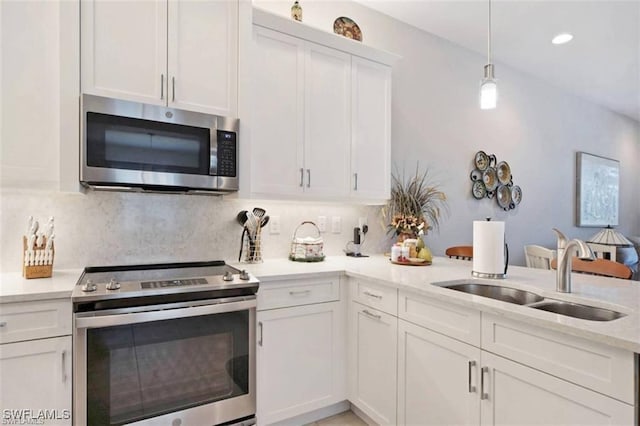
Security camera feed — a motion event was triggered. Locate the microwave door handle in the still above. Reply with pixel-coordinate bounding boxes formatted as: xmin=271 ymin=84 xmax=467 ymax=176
xmin=210 ymin=129 xmax=217 ymax=176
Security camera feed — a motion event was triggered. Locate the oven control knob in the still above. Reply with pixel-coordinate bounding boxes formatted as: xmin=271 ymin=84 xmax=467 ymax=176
xmin=239 ymin=270 xmax=250 ymax=281
xmin=106 ymin=278 xmax=121 ymax=290
xmin=81 ymin=279 xmax=97 ymax=292
xmin=223 ymin=271 xmax=233 ymax=282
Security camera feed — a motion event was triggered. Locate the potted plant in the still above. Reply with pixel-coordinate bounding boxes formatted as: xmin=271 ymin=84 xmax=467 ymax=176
xmin=382 ymin=164 xmax=448 ymax=243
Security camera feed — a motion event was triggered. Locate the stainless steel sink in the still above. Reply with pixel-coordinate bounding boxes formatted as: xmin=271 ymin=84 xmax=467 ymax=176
xmin=530 ymin=301 xmax=626 ymax=321
xmin=438 ymin=283 xmax=544 ymax=305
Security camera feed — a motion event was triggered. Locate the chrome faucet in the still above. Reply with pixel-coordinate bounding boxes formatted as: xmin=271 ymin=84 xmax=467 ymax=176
xmin=552 ymin=228 xmax=595 ymax=293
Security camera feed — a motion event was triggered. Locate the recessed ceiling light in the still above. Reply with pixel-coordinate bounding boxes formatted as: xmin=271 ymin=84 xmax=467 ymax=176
xmin=552 ymin=33 xmax=573 ymax=45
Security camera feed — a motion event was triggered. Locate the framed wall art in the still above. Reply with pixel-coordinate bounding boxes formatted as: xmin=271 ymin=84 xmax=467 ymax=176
xmin=576 ymin=152 xmax=620 ymax=227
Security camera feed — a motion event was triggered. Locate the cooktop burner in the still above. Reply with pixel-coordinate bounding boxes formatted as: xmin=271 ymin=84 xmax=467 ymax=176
xmin=72 ymin=260 xmax=258 ymax=304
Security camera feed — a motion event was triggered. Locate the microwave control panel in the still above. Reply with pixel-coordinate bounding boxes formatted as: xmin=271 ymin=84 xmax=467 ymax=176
xmin=217 ymin=130 xmax=237 ymax=177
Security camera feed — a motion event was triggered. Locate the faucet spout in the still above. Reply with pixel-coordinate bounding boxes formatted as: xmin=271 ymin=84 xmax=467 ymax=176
xmin=554 ymin=230 xmax=595 ymax=293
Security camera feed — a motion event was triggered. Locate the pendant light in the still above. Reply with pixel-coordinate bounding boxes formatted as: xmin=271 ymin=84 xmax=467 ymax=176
xmin=480 ymin=0 xmax=497 ymax=109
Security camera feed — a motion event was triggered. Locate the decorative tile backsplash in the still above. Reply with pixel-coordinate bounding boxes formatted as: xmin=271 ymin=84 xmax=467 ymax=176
xmin=0 ymin=189 xmax=386 ymax=273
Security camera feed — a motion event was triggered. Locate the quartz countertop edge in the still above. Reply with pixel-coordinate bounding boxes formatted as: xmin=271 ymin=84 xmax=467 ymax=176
xmin=1 ymin=257 xmax=639 ymax=352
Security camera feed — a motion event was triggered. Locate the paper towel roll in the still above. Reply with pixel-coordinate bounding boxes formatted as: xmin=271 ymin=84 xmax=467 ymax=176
xmin=473 ymin=220 xmax=506 ymax=278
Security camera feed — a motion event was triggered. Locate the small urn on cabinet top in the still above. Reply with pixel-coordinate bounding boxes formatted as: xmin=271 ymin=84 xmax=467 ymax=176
xmin=291 ymin=1 xmax=302 ymax=21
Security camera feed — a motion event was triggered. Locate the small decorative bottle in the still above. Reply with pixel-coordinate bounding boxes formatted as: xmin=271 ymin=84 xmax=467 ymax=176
xmin=291 ymin=0 xmax=302 ymax=22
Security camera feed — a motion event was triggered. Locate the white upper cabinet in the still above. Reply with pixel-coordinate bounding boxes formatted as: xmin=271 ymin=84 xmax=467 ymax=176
xmin=304 ymin=42 xmax=351 ymax=198
xmin=168 ymin=0 xmax=238 ymax=116
xmin=81 ymin=0 xmax=167 ymax=105
xmin=351 ymin=57 xmax=392 ymax=200
xmin=82 ymin=0 xmax=238 ymax=116
xmin=248 ymin=9 xmax=397 ymax=202
xmin=250 ymin=27 xmax=305 ymax=196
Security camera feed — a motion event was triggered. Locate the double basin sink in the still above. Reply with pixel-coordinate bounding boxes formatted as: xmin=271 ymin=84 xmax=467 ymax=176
xmin=435 ymin=282 xmax=625 ymax=322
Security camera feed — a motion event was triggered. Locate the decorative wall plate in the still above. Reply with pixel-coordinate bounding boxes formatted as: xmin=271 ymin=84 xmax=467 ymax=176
xmin=333 ymin=17 xmax=362 ymax=41
xmin=511 ymin=185 xmax=522 ymax=205
xmin=497 ymin=185 xmax=512 ymax=209
xmin=496 ymin=161 xmax=511 ymax=185
xmin=474 ymin=151 xmax=489 ymax=171
xmin=482 ymin=167 xmax=498 ymax=191
xmin=472 ymin=181 xmax=487 ymax=199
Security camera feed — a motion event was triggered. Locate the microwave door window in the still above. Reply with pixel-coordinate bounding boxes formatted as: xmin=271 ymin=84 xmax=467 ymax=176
xmin=104 ymin=129 xmax=201 ymax=170
xmin=86 ymin=112 xmax=210 ymax=175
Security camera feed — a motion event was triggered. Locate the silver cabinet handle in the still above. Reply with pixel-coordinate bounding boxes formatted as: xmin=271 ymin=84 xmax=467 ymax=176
xmin=61 ymin=350 xmax=67 ymax=383
xmin=0 ymin=321 xmax=6 ymax=328
xmin=480 ymin=366 xmax=489 ymax=400
xmin=468 ymin=360 xmax=477 ymax=393
xmin=258 ymin=321 xmax=263 ymax=346
xmin=306 ymin=169 xmax=311 ymax=188
xmin=299 ymin=168 xmax=304 ymax=187
xmin=363 ymin=291 xmax=382 ymax=299
xmin=289 ymin=290 xmax=311 ymax=296
xmin=172 ymin=76 xmax=176 ymax=102
xmin=160 ymin=74 xmax=164 ymax=100
xmin=361 ymin=309 xmax=381 ymax=320
xmin=354 ymin=173 xmax=358 ymax=191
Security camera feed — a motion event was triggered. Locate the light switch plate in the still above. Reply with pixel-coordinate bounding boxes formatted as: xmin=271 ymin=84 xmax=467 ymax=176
xmin=331 ymin=216 xmax=341 ymax=233
xmin=270 ymin=215 xmax=281 ymax=234
xmin=317 ymin=216 xmax=327 ymax=232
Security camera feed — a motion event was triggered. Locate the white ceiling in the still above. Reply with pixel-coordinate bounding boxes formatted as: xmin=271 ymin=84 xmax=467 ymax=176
xmin=355 ymin=0 xmax=640 ymax=122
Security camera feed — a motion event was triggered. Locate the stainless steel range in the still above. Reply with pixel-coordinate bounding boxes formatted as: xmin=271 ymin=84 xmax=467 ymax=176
xmin=72 ymin=261 xmax=258 ymax=426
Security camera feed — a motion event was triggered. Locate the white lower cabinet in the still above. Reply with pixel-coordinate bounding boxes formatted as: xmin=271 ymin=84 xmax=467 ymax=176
xmin=396 ymin=291 xmax=635 ymax=426
xmin=348 ymin=301 xmax=397 ymax=425
xmin=0 ymin=336 xmax=72 ymax=424
xmin=481 ymin=351 xmax=634 ymax=426
xmin=397 ymin=319 xmax=480 ymax=426
xmin=256 ymin=285 xmax=346 ymax=426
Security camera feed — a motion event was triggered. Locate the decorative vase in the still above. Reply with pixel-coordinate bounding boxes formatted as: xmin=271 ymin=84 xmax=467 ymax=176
xmin=291 ymin=1 xmax=302 ymax=21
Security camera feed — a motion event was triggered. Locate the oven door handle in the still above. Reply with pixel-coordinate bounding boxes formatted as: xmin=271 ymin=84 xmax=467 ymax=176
xmin=75 ymin=298 xmax=256 ymax=329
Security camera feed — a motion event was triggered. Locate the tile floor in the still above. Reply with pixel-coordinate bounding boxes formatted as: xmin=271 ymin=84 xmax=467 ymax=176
xmin=305 ymin=411 xmax=367 ymax=426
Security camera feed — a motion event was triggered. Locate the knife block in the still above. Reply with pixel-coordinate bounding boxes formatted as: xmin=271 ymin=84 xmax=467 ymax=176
xmin=22 ymin=236 xmax=54 ymax=279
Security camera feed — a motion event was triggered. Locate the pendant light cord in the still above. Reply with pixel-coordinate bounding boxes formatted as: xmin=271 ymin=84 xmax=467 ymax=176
xmin=487 ymin=0 xmax=492 ymax=64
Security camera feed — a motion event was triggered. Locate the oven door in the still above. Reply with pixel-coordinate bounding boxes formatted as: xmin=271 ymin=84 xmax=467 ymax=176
xmin=73 ymin=297 xmax=256 ymax=426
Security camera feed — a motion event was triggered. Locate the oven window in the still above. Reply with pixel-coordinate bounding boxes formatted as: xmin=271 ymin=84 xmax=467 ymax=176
xmin=86 ymin=311 xmax=249 ymax=425
xmin=86 ymin=112 xmax=210 ymax=175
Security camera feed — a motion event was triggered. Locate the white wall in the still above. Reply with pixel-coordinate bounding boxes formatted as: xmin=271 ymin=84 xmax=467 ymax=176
xmin=254 ymin=0 xmax=640 ymax=265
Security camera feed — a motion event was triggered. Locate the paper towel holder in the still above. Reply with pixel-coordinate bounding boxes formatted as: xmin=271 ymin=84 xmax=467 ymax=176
xmin=471 ymin=218 xmax=509 ymax=279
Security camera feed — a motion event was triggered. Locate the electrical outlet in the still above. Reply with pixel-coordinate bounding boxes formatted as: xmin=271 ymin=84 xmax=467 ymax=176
xmin=331 ymin=216 xmax=341 ymax=234
xmin=317 ymin=216 xmax=327 ymax=232
xmin=270 ymin=215 xmax=281 ymax=234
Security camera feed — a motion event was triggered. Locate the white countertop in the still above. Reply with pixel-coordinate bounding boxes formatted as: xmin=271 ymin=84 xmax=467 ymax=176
xmin=2 ymin=257 xmax=639 ymax=352
xmin=239 ymin=256 xmax=640 ymax=353
xmin=0 ymin=269 xmax=82 ymax=303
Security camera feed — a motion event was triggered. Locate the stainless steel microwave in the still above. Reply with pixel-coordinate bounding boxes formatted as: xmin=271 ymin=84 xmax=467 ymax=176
xmin=80 ymin=94 xmax=238 ymax=194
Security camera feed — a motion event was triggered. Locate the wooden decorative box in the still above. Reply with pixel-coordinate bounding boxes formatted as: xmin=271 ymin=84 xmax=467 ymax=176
xmin=22 ymin=236 xmax=54 ymax=279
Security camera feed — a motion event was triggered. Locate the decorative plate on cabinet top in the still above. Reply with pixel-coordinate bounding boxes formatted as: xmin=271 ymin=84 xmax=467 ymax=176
xmin=496 ymin=161 xmax=512 ymax=185
xmin=511 ymin=185 xmax=523 ymax=205
xmin=333 ymin=17 xmax=362 ymax=41
xmin=482 ymin=167 xmax=498 ymax=191
xmin=472 ymin=181 xmax=487 ymax=199
xmin=474 ymin=151 xmax=490 ymax=171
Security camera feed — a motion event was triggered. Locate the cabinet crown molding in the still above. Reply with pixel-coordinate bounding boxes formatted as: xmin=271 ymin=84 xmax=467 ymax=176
xmin=252 ymin=7 xmax=400 ymax=66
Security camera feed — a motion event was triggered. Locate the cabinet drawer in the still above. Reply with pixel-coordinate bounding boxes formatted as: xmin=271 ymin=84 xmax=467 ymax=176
xmin=0 ymin=299 xmax=72 ymax=344
xmin=350 ymin=279 xmax=397 ymax=316
xmin=257 ymin=276 xmax=340 ymax=311
xmin=398 ymin=290 xmax=480 ymax=346
xmin=481 ymin=314 xmax=635 ymax=404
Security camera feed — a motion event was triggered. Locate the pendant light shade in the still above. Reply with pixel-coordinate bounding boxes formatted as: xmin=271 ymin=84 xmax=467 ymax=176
xmin=480 ymin=64 xmax=497 ymax=109
xmin=480 ymin=0 xmax=497 ymax=110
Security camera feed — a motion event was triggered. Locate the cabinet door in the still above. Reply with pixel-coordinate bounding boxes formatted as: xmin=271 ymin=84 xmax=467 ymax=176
xmin=349 ymin=302 xmax=397 ymax=425
xmin=250 ymin=26 xmax=305 ymax=197
xmin=397 ymin=319 xmax=480 ymax=426
xmin=0 ymin=336 xmax=72 ymax=424
xmin=81 ymin=0 xmax=167 ymax=105
xmin=257 ymin=302 xmax=346 ymax=425
xmin=304 ymin=42 xmax=351 ymax=198
xmin=351 ymin=57 xmax=391 ymax=201
xmin=168 ymin=0 xmax=237 ymax=116
xmin=480 ymin=351 xmax=634 ymax=426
